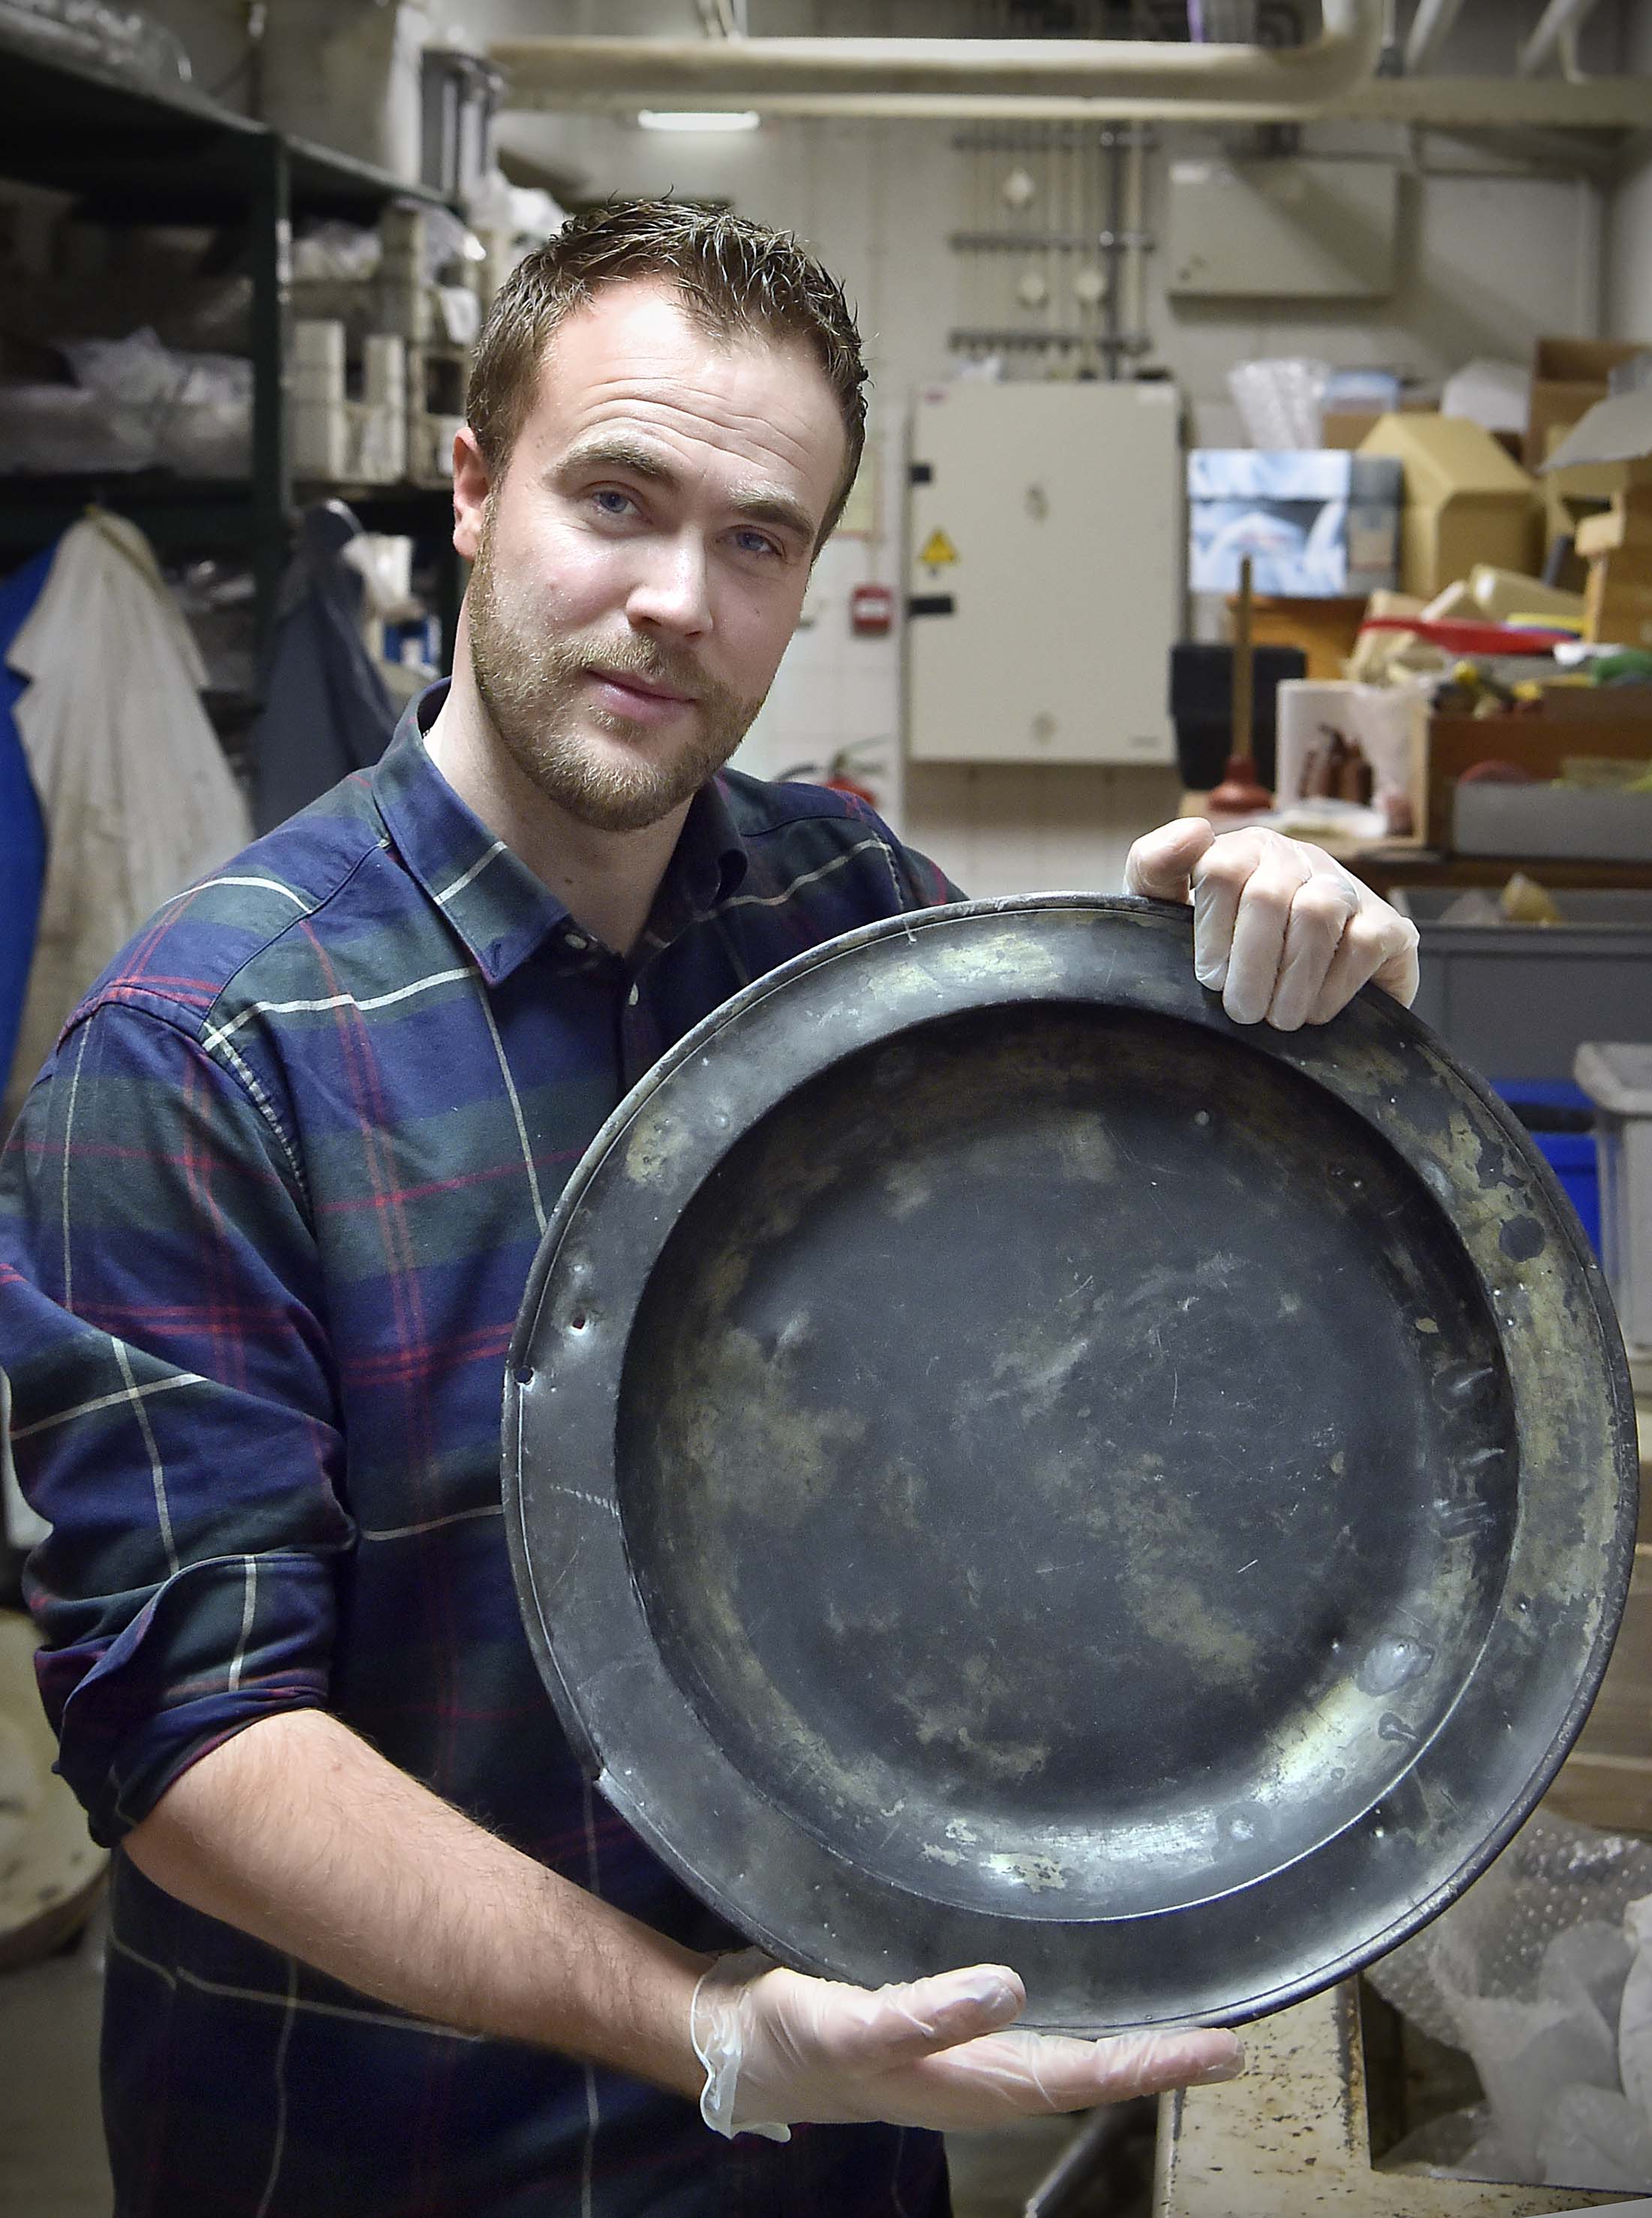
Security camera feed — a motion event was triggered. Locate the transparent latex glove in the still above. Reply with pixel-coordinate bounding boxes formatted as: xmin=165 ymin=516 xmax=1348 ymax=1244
xmin=689 ymin=1948 xmax=1244 ymax=2142
xmin=1125 ymin=820 xmax=1420 ymax=1031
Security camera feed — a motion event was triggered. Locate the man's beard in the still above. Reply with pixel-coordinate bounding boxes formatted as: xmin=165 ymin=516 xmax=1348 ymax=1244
xmin=466 ymin=506 xmax=765 ymax=833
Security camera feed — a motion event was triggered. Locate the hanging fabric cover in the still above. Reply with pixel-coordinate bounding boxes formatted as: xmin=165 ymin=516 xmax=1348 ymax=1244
xmin=252 ymin=499 xmax=397 ymax=834
xmin=0 ymin=550 xmax=53 ymax=1103
xmin=4 ymin=511 xmax=252 ymax=1117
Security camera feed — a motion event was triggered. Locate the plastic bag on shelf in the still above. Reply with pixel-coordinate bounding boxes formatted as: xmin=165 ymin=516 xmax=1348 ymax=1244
xmin=0 ymin=0 xmax=191 ymax=86
xmin=156 ymin=354 xmax=252 ymax=478
xmin=415 ymin=202 xmax=487 ymax=283
xmin=291 ymin=222 xmax=384 ymax=285
xmin=463 ymin=170 xmax=565 ymax=253
xmin=1228 ymin=356 xmax=1331 ymax=450
xmin=53 ymin=330 xmax=250 ymax=479
xmin=0 ymin=385 xmax=155 ymax=472
xmin=436 ymin=286 xmax=481 ymax=346
xmin=62 ymin=326 xmax=182 ymax=415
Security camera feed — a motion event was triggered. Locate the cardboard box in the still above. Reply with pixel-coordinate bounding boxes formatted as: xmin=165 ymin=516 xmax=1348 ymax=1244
xmin=1527 ymin=336 xmax=1646 ymax=469
xmin=1357 ymin=413 xmax=1539 ymax=598
xmin=1542 ymin=420 xmax=1623 ymax=580
xmin=1188 ymin=449 xmax=1400 ymax=596
xmin=1543 ymin=399 xmax=1652 ymax=644
xmin=1321 ymin=412 xmax=1382 ymax=451
xmin=1227 ymin=594 xmax=1368 ymax=682
xmin=1425 ymin=697 xmax=1652 ymax=849
xmin=1321 ymin=396 xmax=1430 ymax=451
xmin=1585 ymin=568 xmax=1652 ymax=647
xmin=1544 ymin=396 xmax=1652 ymax=475
xmin=1575 ymin=502 xmax=1652 ymax=559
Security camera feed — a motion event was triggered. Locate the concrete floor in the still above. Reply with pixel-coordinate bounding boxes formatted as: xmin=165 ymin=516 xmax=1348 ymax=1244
xmin=0 ymin=1913 xmax=110 ymax=2217
xmin=0 ymin=1912 xmax=1095 ymax=2218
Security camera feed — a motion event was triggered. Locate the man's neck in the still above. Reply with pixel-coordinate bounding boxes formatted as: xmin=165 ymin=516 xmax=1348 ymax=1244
xmin=424 ymin=674 xmax=689 ymax=961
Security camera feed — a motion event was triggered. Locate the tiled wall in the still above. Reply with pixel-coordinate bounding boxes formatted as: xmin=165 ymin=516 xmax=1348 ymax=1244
xmin=735 ymin=512 xmax=903 ymax=802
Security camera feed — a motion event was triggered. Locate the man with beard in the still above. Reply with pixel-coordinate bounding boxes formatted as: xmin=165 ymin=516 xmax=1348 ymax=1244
xmin=1 ymin=201 xmax=1418 ymax=2216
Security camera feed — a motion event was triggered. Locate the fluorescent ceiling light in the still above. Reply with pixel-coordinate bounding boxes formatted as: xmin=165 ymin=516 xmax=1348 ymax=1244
xmin=636 ymin=108 xmax=761 ymax=131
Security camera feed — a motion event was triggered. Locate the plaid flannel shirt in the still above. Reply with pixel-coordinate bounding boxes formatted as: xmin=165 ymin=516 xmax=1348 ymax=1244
xmin=0 ymin=685 xmax=963 ymax=2218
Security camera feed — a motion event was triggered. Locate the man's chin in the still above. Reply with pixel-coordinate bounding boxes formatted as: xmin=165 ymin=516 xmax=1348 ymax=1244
xmin=531 ymin=738 xmax=713 ymax=834
xmin=557 ymin=784 xmax=689 ymax=835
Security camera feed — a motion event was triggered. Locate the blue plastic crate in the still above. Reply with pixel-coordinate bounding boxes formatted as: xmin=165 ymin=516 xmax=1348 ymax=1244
xmin=1492 ymin=1079 xmax=1601 ymax=1260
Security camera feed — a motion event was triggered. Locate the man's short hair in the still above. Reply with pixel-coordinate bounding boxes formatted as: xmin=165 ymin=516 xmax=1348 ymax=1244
xmin=466 ymin=198 xmax=868 ymax=547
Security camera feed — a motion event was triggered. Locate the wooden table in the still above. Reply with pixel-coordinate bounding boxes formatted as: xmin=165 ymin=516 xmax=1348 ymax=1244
xmin=1156 ymin=1983 xmax=1626 ymax=2217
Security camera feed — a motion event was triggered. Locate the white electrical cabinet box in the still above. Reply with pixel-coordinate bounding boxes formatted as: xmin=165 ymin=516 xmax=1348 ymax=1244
xmin=1166 ymin=158 xmax=1399 ymax=300
xmin=906 ymin=381 xmax=1180 ymax=767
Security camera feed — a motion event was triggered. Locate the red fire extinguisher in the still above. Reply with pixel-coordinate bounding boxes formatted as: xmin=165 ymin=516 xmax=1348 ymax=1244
xmin=776 ymin=740 xmax=887 ymax=805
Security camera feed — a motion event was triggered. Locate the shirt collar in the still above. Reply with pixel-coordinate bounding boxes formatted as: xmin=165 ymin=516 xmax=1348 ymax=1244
xmin=372 ymin=681 xmax=749 ymax=985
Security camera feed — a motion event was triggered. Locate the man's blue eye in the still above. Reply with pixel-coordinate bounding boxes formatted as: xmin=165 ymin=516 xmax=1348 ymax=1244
xmin=593 ymin=490 xmax=634 ymax=516
xmin=736 ymin=531 xmax=779 ymax=558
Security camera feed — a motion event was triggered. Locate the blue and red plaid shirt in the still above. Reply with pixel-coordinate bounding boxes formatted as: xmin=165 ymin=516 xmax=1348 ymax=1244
xmin=0 ymin=685 xmax=963 ymax=2218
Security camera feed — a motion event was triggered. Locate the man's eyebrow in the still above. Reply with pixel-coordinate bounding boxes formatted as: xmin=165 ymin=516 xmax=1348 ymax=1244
xmin=556 ymin=433 xmax=818 ymax=546
xmin=557 ymin=432 xmax=676 ymax=487
xmin=725 ymin=487 xmax=818 ymax=545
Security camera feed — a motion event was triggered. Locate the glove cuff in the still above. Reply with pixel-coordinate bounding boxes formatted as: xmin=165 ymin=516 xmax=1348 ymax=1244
xmin=689 ymin=1947 xmax=792 ymax=2144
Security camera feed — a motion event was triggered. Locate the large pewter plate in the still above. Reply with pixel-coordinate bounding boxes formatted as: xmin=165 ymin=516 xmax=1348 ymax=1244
xmin=504 ymin=897 xmax=1637 ymax=2030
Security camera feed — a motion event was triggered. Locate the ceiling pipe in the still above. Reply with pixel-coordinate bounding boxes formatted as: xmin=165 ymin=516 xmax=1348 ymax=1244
xmin=490 ymin=0 xmax=1386 ymax=116
xmin=493 ymin=77 xmax=1652 ymax=131
xmin=1403 ymin=0 xmax=1468 ymax=76
xmin=1518 ymin=0 xmax=1606 ymax=77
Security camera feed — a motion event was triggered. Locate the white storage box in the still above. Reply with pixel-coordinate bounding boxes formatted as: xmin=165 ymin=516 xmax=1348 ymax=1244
xmin=1574 ymin=1041 xmax=1652 ymax=1371
xmin=1455 ymin=783 xmax=1652 ymax=862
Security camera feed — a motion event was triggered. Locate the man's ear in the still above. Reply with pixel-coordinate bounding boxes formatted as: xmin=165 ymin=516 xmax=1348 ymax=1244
xmin=452 ymin=426 xmax=492 ymax=562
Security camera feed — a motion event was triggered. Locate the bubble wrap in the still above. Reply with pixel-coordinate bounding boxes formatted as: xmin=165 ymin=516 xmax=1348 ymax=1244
xmin=1367 ymin=1812 xmax=1652 ymax=2190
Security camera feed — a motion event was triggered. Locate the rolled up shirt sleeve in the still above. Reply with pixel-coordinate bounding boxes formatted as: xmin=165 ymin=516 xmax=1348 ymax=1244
xmin=0 ymin=994 xmax=354 ymax=1846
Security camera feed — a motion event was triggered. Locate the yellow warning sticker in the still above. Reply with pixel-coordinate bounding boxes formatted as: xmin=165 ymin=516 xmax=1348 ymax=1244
xmin=919 ymin=528 xmax=959 ymax=569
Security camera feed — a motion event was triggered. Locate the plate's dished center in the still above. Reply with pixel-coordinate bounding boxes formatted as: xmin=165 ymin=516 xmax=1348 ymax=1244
xmin=619 ymin=1007 xmax=1516 ymax=1922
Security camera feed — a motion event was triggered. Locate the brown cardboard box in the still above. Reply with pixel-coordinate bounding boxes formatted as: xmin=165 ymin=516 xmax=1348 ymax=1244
xmin=1223 ymin=594 xmax=1366 ymax=682
xmin=1321 ymin=397 xmax=1430 ymax=451
xmin=1425 ymin=696 xmax=1652 ymax=849
xmin=1541 ymin=399 xmax=1652 ymax=643
xmin=1526 ymin=336 xmax=1645 ymax=469
xmin=1585 ymin=562 xmax=1652 ymax=647
xmin=1576 ymin=501 xmax=1652 ymax=558
xmin=1542 ymin=420 xmax=1623 ymax=581
xmin=1357 ymin=414 xmax=1539 ymax=597
xmin=1321 ymin=412 xmax=1382 ymax=451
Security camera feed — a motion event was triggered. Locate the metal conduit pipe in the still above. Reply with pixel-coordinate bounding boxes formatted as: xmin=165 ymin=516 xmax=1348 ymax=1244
xmin=1518 ymin=0 xmax=1607 ymax=77
xmin=1402 ymin=0 xmax=1468 ymax=76
xmin=489 ymin=0 xmax=1385 ymax=116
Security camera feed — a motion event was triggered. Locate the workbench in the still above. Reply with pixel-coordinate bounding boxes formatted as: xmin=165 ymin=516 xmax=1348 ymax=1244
xmin=1156 ymin=1983 xmax=1629 ymax=2217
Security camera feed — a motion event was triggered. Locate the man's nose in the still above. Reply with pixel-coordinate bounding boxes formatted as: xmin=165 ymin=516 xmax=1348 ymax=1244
xmin=626 ymin=533 xmax=713 ymax=641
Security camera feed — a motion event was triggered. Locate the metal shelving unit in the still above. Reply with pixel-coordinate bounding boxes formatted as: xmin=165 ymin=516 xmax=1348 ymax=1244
xmin=0 ymin=29 xmax=462 ymax=660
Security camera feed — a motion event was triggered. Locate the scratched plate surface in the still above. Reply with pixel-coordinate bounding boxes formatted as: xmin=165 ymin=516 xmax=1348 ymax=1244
xmin=506 ymin=898 xmax=1638 ymax=2029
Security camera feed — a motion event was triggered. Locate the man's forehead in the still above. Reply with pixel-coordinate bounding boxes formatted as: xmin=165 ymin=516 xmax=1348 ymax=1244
xmin=525 ymin=277 xmax=844 ymax=494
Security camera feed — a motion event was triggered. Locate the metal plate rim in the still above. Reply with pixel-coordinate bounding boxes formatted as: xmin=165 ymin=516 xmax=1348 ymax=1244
xmin=504 ymin=895 xmax=1638 ymax=2028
